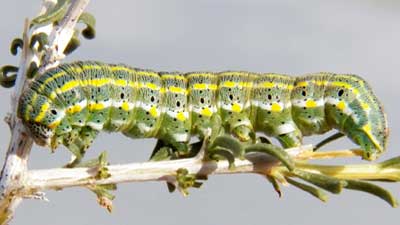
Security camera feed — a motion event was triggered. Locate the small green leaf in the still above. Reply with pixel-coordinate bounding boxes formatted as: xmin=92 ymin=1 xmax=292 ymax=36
xmin=88 ymin=183 xmax=116 ymax=213
xmin=344 ymin=179 xmax=398 ymax=207
xmin=266 ymin=175 xmax=282 ymax=197
xmin=210 ymin=135 xmax=244 ymax=158
xmin=150 ymin=147 xmax=173 ymax=161
xmin=30 ymin=0 xmax=70 ymax=27
xmin=292 ymin=169 xmax=346 ymax=194
xmin=209 ymin=146 xmax=235 ymax=169
xmin=176 ymin=168 xmax=203 ymax=196
xmin=245 ymin=143 xmax=295 ymax=171
xmin=379 ymin=156 xmax=400 ymax=170
xmin=286 ymin=177 xmax=329 ymax=202
xmin=94 ymin=152 xmax=111 ymax=180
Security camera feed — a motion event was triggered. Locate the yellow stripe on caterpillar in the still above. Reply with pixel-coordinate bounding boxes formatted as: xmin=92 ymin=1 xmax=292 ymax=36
xmin=34 ymin=102 xmax=50 ymax=122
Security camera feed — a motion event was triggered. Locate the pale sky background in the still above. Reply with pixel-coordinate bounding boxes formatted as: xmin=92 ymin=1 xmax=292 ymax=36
xmin=1 ymin=1 xmax=400 ymax=225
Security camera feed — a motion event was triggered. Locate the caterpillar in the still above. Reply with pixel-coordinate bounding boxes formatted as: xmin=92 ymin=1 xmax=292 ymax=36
xmin=17 ymin=61 xmax=388 ymax=161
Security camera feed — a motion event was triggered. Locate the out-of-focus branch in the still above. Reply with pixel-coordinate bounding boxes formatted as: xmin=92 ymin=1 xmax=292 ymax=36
xmin=0 ymin=1 xmax=90 ymax=224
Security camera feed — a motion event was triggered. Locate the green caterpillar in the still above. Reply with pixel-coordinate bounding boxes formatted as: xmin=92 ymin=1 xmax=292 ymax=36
xmin=18 ymin=61 xmax=388 ymax=161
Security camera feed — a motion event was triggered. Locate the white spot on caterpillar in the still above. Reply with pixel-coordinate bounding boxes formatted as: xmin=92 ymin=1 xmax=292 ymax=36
xmin=276 ymin=123 xmax=296 ymax=135
xmin=111 ymin=119 xmax=126 ymax=126
xmin=173 ymin=133 xmax=190 ymax=142
xmin=251 ymin=100 xmax=259 ymax=107
xmin=138 ymin=123 xmax=152 ymax=133
xmin=78 ymin=99 xmax=88 ymax=109
xmin=51 ymin=110 xmax=66 ymax=124
xmin=102 ymin=99 xmax=113 ymax=108
xmin=87 ymin=122 xmax=104 ymax=130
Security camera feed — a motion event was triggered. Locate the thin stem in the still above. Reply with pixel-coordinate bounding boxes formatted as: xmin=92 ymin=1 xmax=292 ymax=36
xmin=295 ymin=162 xmax=400 ymax=181
xmin=21 ymin=147 xmax=400 ymax=193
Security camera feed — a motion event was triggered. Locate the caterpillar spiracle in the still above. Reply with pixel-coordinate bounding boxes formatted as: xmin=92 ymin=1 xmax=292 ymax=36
xmin=18 ymin=61 xmax=388 ymax=161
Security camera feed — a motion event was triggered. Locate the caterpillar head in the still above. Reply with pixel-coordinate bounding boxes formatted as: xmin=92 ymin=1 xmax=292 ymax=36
xmin=24 ymin=121 xmax=53 ymax=147
xmin=324 ymin=74 xmax=389 ymax=161
xmin=18 ymin=90 xmax=58 ymax=147
xmin=349 ymin=109 xmax=389 ymax=161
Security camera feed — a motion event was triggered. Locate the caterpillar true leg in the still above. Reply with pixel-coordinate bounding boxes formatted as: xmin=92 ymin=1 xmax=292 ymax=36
xmin=64 ymin=126 xmax=98 ymax=167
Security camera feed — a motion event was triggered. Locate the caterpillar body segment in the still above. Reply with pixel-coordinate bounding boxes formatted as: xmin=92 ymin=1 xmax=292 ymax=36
xmin=251 ymin=74 xmax=302 ymax=148
xmin=17 ymin=61 xmax=388 ymax=160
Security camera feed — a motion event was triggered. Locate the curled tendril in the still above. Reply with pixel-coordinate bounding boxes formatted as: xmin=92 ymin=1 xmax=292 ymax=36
xmin=10 ymin=38 xmax=23 ymax=56
xmin=26 ymin=62 xmax=39 ymax=79
xmin=30 ymin=33 xmax=49 ymax=52
xmin=78 ymin=12 xmax=96 ymax=39
xmin=0 ymin=65 xmax=18 ymax=88
xmin=64 ymin=29 xmax=81 ymax=55
xmin=30 ymin=0 xmax=69 ymax=27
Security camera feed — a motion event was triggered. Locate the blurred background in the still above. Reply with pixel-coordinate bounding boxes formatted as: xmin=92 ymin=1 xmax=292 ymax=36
xmin=1 ymin=0 xmax=400 ymax=225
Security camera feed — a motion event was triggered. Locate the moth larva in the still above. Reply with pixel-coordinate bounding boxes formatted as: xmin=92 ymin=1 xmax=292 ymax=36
xmin=18 ymin=61 xmax=388 ymax=160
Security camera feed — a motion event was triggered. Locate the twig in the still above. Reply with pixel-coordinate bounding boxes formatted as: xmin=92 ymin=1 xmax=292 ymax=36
xmin=0 ymin=1 xmax=90 ymax=224
xmin=39 ymin=0 xmax=91 ymax=73
xmin=21 ymin=145 xmax=384 ymax=193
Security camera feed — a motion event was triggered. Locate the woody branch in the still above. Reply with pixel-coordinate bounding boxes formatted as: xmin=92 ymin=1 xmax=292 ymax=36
xmin=0 ymin=0 xmax=90 ymax=224
xmin=21 ymin=145 xmax=381 ymax=191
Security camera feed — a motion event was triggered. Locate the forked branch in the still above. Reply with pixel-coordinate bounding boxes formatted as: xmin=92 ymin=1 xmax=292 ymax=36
xmin=0 ymin=0 xmax=90 ymax=224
